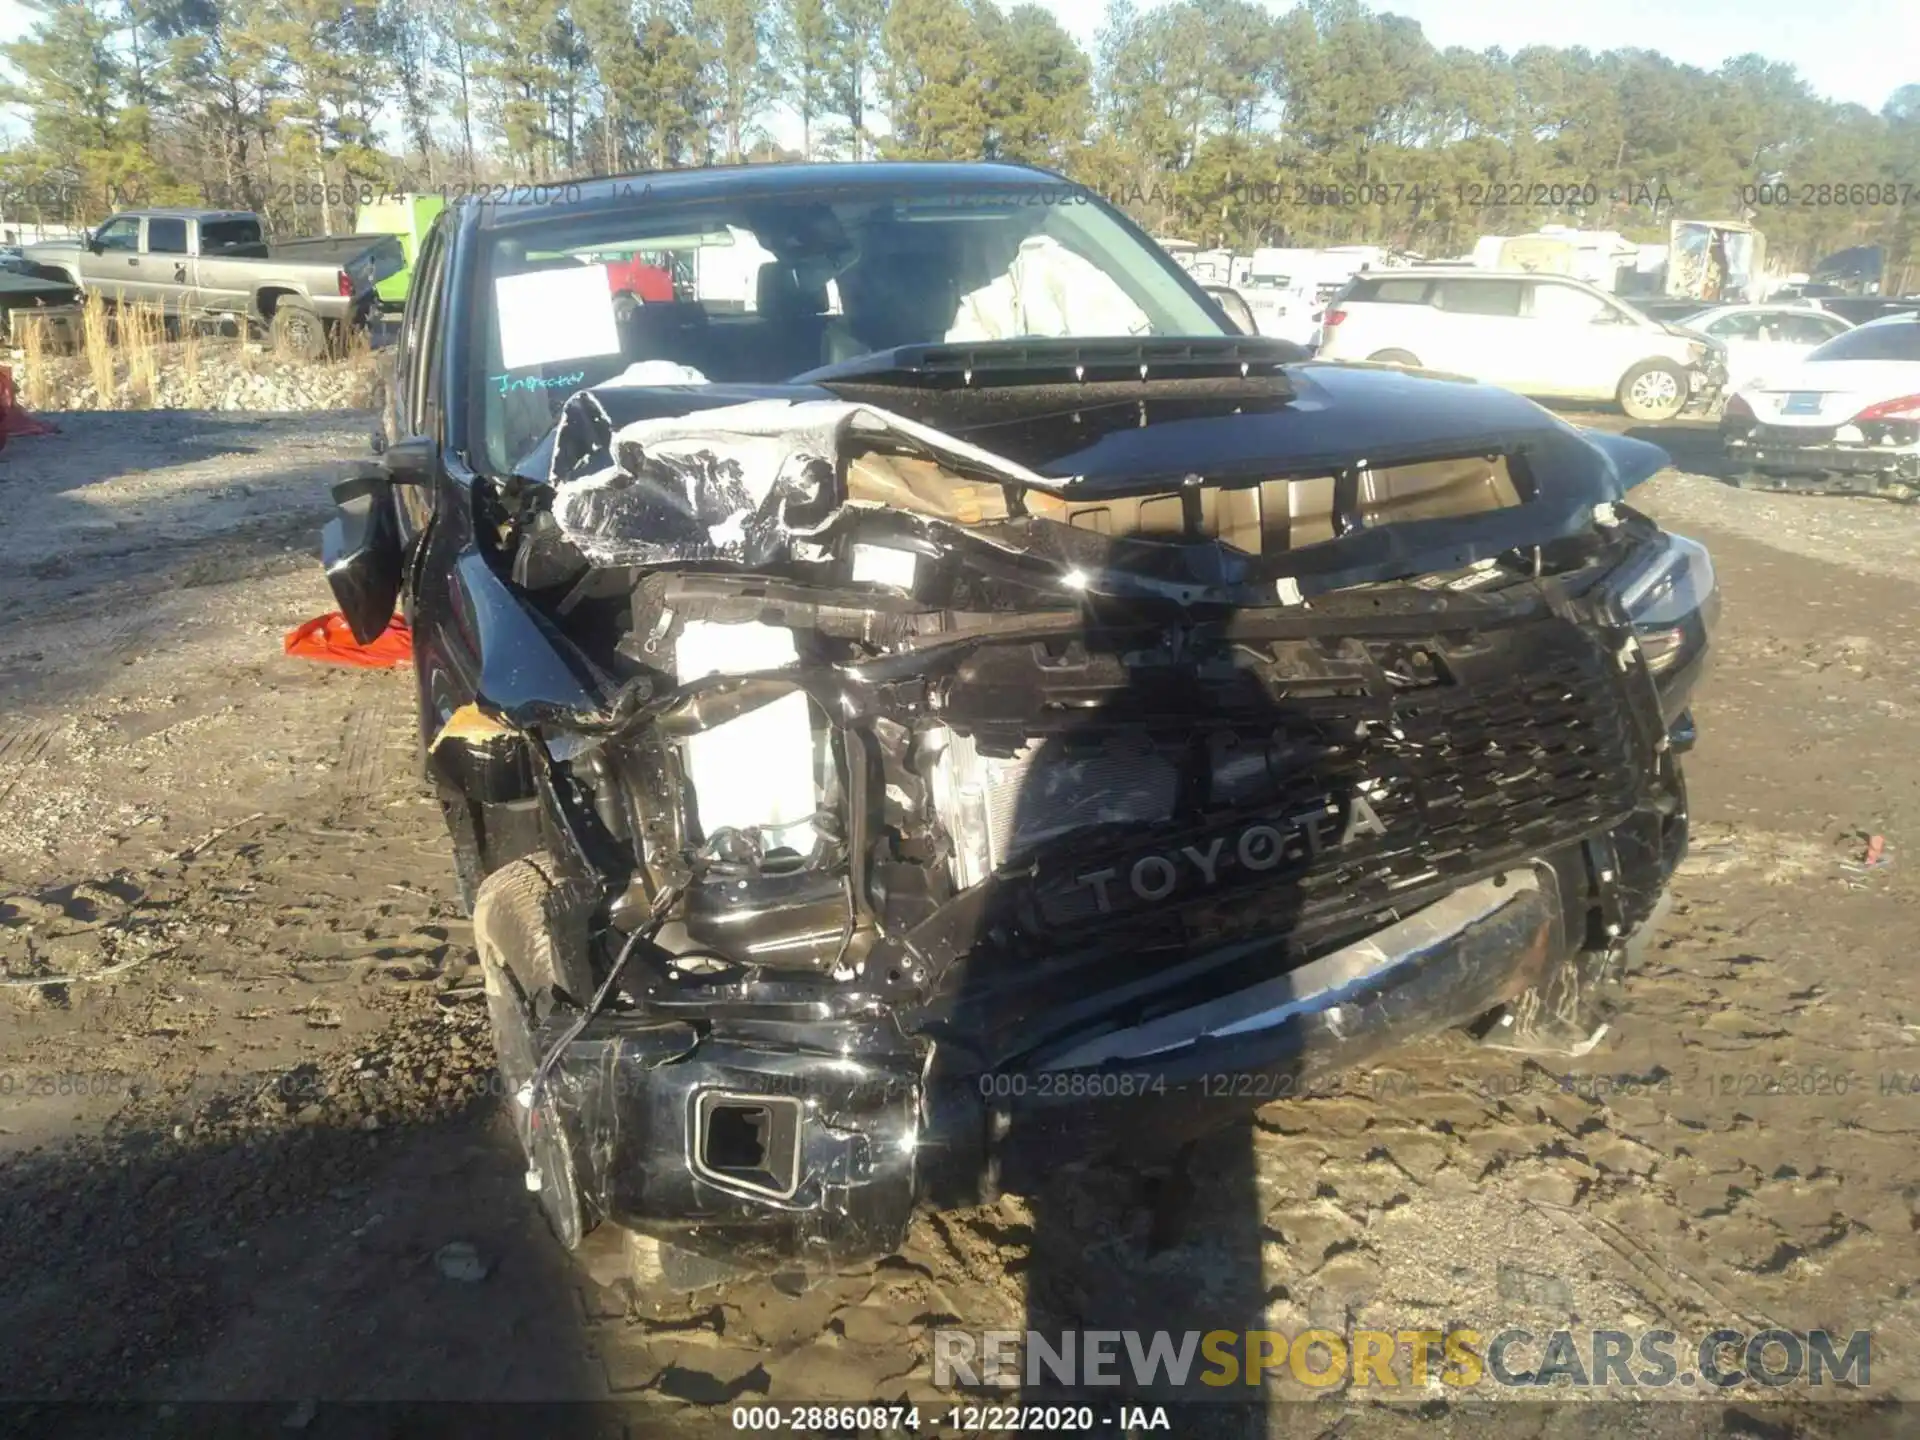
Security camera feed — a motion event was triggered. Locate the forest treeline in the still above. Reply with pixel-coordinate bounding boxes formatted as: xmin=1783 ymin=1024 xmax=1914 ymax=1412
xmin=3 ymin=0 xmax=1918 ymax=272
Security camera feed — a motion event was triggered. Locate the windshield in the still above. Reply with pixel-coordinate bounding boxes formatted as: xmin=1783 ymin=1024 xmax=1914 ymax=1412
xmin=1806 ymin=319 xmax=1920 ymax=363
xmin=474 ymin=185 xmax=1227 ymax=474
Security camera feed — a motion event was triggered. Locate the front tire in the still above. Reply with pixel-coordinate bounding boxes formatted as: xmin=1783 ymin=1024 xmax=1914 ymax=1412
xmin=473 ymin=853 xmax=598 ymax=1248
xmin=1618 ymin=359 xmax=1689 ymax=421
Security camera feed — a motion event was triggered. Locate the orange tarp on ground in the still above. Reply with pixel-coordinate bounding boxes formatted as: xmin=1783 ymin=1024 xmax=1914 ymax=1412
xmin=283 ymin=612 xmax=413 ymax=668
xmin=0 ymin=365 xmax=60 ymax=443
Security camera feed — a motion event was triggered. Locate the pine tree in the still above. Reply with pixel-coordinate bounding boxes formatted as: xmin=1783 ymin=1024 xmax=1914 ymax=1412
xmin=771 ymin=0 xmax=832 ymax=160
xmin=0 ymin=0 xmax=150 ymax=210
xmin=696 ymin=0 xmax=772 ymax=163
xmin=822 ymin=0 xmax=882 ymax=161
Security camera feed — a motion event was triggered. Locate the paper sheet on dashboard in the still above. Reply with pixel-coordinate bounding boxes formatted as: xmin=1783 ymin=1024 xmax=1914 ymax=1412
xmin=494 ymin=263 xmax=622 ymax=370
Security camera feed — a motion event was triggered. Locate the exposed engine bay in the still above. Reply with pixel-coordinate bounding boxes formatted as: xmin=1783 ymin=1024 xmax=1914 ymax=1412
xmin=348 ymin=350 xmax=1715 ymax=1279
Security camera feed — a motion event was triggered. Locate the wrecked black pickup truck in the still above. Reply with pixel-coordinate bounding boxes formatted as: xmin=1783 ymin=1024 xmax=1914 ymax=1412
xmin=320 ymin=163 xmax=1717 ymax=1288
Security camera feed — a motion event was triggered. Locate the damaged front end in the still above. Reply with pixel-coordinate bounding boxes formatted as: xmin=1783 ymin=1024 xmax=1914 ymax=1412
xmin=423 ymin=354 xmax=1712 ymax=1277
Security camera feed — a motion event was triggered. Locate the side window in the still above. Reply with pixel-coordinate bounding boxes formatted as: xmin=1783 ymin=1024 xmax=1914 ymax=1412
xmin=200 ymin=219 xmax=262 ymax=252
xmin=1435 ymin=279 xmax=1524 ymax=316
xmin=1707 ymin=312 xmax=1764 ymax=340
xmin=1778 ymin=313 xmax=1843 ymax=345
xmin=1364 ymin=278 xmax=1432 ymax=305
xmin=392 ymin=244 xmax=428 ymax=428
xmin=1527 ymin=283 xmax=1611 ymax=324
xmin=92 ymin=216 xmax=140 ymax=252
xmin=146 ymin=217 xmax=188 ymax=255
xmin=410 ymin=220 xmax=451 ymax=437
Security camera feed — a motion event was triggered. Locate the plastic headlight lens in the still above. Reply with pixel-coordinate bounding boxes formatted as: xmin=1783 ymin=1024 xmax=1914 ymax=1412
xmin=1614 ymin=533 xmax=1719 ymax=718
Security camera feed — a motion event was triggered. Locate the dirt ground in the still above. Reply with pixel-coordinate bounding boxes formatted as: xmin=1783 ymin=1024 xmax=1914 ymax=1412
xmin=0 ymin=408 xmax=1916 ymax=1438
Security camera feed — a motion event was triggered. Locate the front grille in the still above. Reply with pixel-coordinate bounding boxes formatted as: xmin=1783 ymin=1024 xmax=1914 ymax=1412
xmin=955 ymin=731 xmax=1180 ymax=871
xmin=1015 ymin=620 xmax=1647 ymax=939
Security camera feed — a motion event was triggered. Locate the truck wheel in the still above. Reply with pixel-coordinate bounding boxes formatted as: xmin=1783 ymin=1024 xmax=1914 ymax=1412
xmin=611 ymin=291 xmax=640 ymax=323
xmin=473 ymin=853 xmax=598 ymax=1248
xmin=269 ymin=298 xmax=326 ymax=360
xmin=1618 ymin=360 xmax=1689 ymax=421
xmin=1367 ymin=348 xmax=1421 ymax=366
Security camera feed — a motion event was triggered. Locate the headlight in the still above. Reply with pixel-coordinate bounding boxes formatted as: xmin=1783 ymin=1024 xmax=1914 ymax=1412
xmin=1612 ymin=532 xmax=1719 ymax=728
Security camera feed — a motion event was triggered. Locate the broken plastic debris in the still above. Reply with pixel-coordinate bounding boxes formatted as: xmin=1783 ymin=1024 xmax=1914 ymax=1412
xmin=432 ymin=1240 xmax=491 ymax=1282
xmin=428 ymin=704 xmax=514 ymax=754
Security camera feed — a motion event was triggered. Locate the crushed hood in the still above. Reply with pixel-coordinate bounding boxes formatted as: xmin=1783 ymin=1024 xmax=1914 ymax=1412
xmin=519 ymin=355 xmax=1670 ymax=604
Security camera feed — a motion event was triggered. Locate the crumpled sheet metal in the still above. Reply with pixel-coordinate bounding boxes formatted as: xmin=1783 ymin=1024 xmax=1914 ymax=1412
xmin=543 ymin=391 xmax=1063 ymax=569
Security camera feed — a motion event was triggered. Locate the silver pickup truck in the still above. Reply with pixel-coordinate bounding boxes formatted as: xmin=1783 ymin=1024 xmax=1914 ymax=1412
xmin=23 ymin=208 xmax=403 ymax=358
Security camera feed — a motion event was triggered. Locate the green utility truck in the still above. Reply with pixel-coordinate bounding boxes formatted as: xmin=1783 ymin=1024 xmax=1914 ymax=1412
xmin=355 ymin=193 xmax=445 ymax=310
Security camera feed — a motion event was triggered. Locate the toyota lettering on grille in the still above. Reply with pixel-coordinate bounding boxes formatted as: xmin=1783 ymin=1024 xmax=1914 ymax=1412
xmin=1069 ymin=794 xmax=1391 ymax=915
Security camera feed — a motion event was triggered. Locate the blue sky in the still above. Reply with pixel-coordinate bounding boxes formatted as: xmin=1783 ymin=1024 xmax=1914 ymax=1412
xmin=1 ymin=0 xmax=1913 ymax=148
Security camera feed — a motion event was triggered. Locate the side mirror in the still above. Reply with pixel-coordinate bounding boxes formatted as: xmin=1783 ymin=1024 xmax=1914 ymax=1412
xmin=322 ymin=471 xmax=402 ymax=644
xmin=1204 ymin=285 xmax=1259 ymax=336
xmin=86 ymin=235 xmax=103 ymax=254
xmin=383 ymin=434 xmax=436 ymax=485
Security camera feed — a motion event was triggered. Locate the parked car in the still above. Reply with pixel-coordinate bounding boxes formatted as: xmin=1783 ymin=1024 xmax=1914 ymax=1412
xmin=23 ymin=208 xmax=402 ymax=357
xmin=355 ymin=192 xmax=445 ymax=312
xmin=572 ymin=246 xmax=678 ymax=320
xmin=1769 ymin=281 xmax=1847 ymax=302
xmin=1721 ymin=312 xmax=1920 ymax=499
xmin=1674 ymin=303 xmax=1853 ymax=393
xmin=1315 ymin=269 xmax=1726 ymax=420
xmin=1816 ymin=296 xmax=1920 ymax=328
xmin=321 ymin=161 xmax=1713 ymax=1291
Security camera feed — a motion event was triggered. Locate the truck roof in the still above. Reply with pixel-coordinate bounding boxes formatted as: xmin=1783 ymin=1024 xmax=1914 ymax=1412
xmin=473 ymin=160 xmax=1077 ymax=231
xmin=118 ymin=208 xmax=257 ymax=222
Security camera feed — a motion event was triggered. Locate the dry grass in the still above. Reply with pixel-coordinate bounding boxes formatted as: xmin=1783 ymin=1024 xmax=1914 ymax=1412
xmin=81 ymin=289 xmax=115 ymax=403
xmin=122 ymin=300 xmax=165 ymax=407
xmin=342 ymin=322 xmax=373 ymax=367
xmin=178 ymin=316 xmax=207 ymax=408
xmin=17 ymin=312 xmax=50 ymax=410
xmin=17 ymin=293 xmax=370 ymax=411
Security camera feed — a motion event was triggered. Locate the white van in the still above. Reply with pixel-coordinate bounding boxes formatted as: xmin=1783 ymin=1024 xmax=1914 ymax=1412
xmin=1316 ymin=268 xmax=1727 ymax=420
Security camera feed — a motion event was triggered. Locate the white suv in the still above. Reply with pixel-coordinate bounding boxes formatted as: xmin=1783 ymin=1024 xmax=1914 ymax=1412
xmin=1316 ymin=270 xmax=1726 ymax=420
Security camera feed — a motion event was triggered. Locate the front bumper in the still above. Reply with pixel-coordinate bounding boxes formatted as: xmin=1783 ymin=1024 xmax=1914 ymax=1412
xmin=532 ymin=827 xmax=1679 ymax=1275
xmin=1681 ymin=363 xmax=1726 ymax=415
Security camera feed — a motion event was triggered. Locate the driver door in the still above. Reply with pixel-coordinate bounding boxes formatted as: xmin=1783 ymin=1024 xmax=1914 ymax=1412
xmin=84 ymin=214 xmax=143 ymax=300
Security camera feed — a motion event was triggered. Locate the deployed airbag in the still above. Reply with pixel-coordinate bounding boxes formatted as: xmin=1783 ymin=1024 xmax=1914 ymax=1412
xmin=946 ymin=235 xmax=1152 ymax=342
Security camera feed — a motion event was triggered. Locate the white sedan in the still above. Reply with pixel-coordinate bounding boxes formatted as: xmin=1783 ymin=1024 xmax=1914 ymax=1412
xmin=1720 ymin=312 xmax=1920 ymax=499
xmin=1678 ymin=303 xmax=1853 ymax=392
